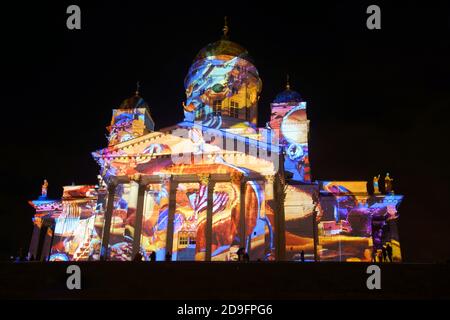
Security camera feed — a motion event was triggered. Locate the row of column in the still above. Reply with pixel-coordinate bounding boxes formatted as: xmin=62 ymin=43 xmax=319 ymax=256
xmin=100 ymin=173 xmax=278 ymax=261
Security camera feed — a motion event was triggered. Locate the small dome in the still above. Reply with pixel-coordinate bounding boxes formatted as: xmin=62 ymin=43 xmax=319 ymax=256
xmin=273 ymin=89 xmax=302 ymax=104
xmin=119 ymin=94 xmax=148 ymax=109
xmin=194 ymin=39 xmax=252 ymax=63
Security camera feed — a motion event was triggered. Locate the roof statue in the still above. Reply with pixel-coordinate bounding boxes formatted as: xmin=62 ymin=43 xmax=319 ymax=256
xmin=41 ymin=179 xmax=48 ymax=198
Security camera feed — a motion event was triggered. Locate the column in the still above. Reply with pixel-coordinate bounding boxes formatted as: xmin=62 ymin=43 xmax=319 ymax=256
xmin=132 ymin=182 xmax=146 ymax=258
xmin=100 ymin=182 xmax=117 ymax=261
xmin=263 ymin=175 xmax=277 ymax=259
xmin=46 ymin=222 xmax=56 ymax=261
xmin=204 ymin=175 xmax=215 ymax=261
xmin=165 ymin=176 xmax=177 ymax=260
xmin=239 ymin=183 xmax=246 ymax=250
xmin=29 ymin=223 xmax=41 ymax=260
xmin=264 ymin=175 xmax=275 ymax=201
xmin=312 ymin=209 xmax=319 ymax=262
xmin=40 ymin=219 xmax=54 ymax=261
xmin=231 ymin=172 xmax=246 ymax=250
xmin=387 ymin=218 xmax=401 ymax=262
xmin=273 ymin=174 xmax=286 ymax=261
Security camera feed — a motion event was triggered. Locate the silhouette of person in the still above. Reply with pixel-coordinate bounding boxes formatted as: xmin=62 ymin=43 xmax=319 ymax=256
xmin=165 ymin=251 xmax=172 ymax=261
xmin=150 ymin=251 xmax=156 ymax=262
xmin=300 ymin=250 xmax=305 ymax=262
xmin=133 ymin=252 xmax=143 ymax=261
xmin=377 ymin=250 xmax=383 ymax=263
xmin=382 ymin=246 xmax=387 ymax=262
xmin=236 ymin=247 xmax=245 ymax=262
xmin=243 ymin=252 xmax=250 ymax=262
xmin=371 ymin=248 xmax=377 ymax=263
xmin=386 ymin=243 xmax=393 ymax=262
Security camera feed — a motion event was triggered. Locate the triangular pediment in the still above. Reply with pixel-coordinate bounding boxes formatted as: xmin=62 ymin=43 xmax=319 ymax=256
xmin=92 ymin=122 xmax=281 ymax=178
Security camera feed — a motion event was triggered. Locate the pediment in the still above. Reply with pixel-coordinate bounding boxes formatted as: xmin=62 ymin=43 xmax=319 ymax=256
xmin=92 ymin=122 xmax=281 ymax=178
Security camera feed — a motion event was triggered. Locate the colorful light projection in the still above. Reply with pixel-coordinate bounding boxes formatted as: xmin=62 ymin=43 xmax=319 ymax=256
xmin=91 ymin=188 xmax=107 ymax=260
xmin=284 ymin=184 xmax=317 ymax=261
xmin=208 ymin=182 xmax=234 ymax=260
xmin=49 ymin=186 xmax=98 ymax=262
xmin=183 ymin=40 xmax=262 ymax=129
xmin=95 ymin=116 xmax=279 ymax=263
xmin=136 ymin=176 xmax=275 ymax=262
xmin=106 ymin=182 xmax=139 ymax=261
xmin=245 ymin=181 xmax=275 ymax=261
xmin=28 ymin=25 xmax=404 ymax=264
xmin=317 ymin=181 xmax=402 ymax=262
xmin=28 ymin=200 xmax=62 ymax=262
xmin=270 ymin=102 xmax=311 ymax=183
xmin=140 ymin=183 xmax=169 ymax=261
xmin=172 ymin=182 xmax=205 ymax=261
xmin=168 ymin=180 xmax=275 ymax=261
xmin=94 ymin=122 xmax=279 ymax=187
xmin=108 ymin=96 xmax=154 ymax=146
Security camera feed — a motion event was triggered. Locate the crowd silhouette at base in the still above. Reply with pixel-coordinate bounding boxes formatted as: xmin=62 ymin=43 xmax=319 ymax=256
xmin=372 ymin=243 xmax=394 ymax=263
xmin=12 ymin=245 xmax=405 ymax=263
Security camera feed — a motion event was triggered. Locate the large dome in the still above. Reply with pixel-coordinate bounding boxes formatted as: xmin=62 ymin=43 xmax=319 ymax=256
xmin=194 ymin=39 xmax=252 ymax=63
xmin=183 ymin=20 xmax=262 ymax=128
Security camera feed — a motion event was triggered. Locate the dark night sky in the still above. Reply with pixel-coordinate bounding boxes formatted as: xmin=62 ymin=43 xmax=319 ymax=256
xmin=0 ymin=1 xmax=449 ymax=262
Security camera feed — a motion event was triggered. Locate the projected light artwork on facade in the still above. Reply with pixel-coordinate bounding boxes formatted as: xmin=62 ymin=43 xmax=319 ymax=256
xmin=28 ymin=20 xmax=403 ymax=263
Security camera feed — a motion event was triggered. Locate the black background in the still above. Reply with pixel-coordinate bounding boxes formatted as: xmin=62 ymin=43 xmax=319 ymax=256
xmin=0 ymin=1 xmax=449 ymax=263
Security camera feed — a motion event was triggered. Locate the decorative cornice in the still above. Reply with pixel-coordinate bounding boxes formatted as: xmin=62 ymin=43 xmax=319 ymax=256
xmin=128 ymin=173 xmax=141 ymax=182
xmin=158 ymin=173 xmax=172 ymax=184
xmin=230 ymin=171 xmax=243 ymax=184
xmin=264 ymin=175 xmax=275 ymax=184
xmin=197 ymin=173 xmax=210 ymax=186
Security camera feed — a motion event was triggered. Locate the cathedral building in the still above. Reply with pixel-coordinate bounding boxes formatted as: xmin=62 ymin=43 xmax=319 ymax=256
xmin=28 ymin=23 xmax=403 ymax=263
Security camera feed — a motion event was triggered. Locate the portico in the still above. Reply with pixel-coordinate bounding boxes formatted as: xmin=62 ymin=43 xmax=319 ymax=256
xmin=99 ymin=171 xmax=281 ymax=262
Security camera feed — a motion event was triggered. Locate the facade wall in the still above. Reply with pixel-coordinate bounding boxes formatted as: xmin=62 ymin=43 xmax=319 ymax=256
xmin=40 ymin=227 xmax=53 ymax=262
xmin=29 ymin=179 xmax=402 ymax=262
xmin=284 ymin=184 xmax=317 ymax=261
xmin=316 ymin=181 xmax=402 ymax=262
